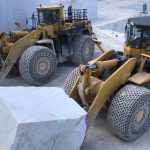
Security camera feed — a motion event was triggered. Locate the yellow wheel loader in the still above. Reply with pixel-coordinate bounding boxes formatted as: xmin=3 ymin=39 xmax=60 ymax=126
xmin=64 ymin=16 xmax=150 ymax=141
xmin=0 ymin=5 xmax=103 ymax=85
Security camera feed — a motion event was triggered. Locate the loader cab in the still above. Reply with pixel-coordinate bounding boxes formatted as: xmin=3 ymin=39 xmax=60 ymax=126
xmin=37 ymin=6 xmax=63 ymax=29
xmin=124 ymin=16 xmax=150 ymax=56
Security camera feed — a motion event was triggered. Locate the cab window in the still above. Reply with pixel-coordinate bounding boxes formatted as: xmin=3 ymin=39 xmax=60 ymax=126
xmin=38 ymin=10 xmax=58 ymax=25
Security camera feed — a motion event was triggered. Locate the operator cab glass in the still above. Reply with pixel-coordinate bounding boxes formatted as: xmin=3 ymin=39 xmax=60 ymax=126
xmin=126 ymin=24 xmax=150 ymax=49
xmin=125 ymin=23 xmax=132 ymax=45
xmin=125 ymin=24 xmax=142 ymax=48
xmin=38 ymin=10 xmax=58 ymax=25
xmin=125 ymin=16 xmax=150 ymax=49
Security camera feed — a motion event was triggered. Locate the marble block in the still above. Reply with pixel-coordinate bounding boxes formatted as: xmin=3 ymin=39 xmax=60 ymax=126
xmin=0 ymin=87 xmax=87 ymax=150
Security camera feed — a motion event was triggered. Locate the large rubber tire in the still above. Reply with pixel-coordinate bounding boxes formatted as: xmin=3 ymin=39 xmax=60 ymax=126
xmin=71 ymin=35 xmax=94 ymax=66
xmin=64 ymin=67 xmax=79 ymax=95
xmin=19 ymin=46 xmax=57 ymax=86
xmin=108 ymin=84 xmax=150 ymax=141
xmin=64 ymin=67 xmax=83 ymax=106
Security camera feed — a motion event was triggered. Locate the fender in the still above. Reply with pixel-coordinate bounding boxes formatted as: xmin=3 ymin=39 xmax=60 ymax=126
xmin=128 ymin=72 xmax=150 ymax=85
xmin=36 ymin=39 xmax=55 ymax=52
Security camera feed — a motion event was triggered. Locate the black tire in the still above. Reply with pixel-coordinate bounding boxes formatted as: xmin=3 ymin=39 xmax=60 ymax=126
xmin=71 ymin=35 xmax=94 ymax=66
xmin=19 ymin=46 xmax=57 ymax=86
xmin=64 ymin=67 xmax=83 ymax=106
xmin=108 ymin=84 xmax=150 ymax=141
xmin=64 ymin=67 xmax=79 ymax=95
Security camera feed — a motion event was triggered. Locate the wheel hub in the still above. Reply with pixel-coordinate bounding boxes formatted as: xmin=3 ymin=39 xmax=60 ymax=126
xmin=136 ymin=109 xmax=144 ymax=123
xmin=133 ymin=103 xmax=150 ymax=129
xmin=84 ymin=47 xmax=90 ymax=56
xmin=36 ymin=57 xmax=50 ymax=75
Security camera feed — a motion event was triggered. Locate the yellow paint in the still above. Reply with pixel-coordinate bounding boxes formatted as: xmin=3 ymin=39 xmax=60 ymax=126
xmin=87 ymin=58 xmax=136 ymax=123
xmin=128 ymin=72 xmax=150 ymax=84
xmin=124 ymin=44 xmax=150 ymax=56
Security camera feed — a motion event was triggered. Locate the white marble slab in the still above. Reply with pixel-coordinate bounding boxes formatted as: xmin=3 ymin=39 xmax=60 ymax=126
xmin=0 ymin=87 xmax=87 ymax=150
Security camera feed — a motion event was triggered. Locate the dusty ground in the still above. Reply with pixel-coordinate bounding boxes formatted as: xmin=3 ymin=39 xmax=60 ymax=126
xmin=81 ymin=110 xmax=150 ymax=150
xmin=1 ymin=0 xmax=150 ymax=150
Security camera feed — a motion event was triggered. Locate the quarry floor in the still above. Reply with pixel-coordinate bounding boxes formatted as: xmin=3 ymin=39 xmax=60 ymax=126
xmin=1 ymin=0 xmax=150 ymax=150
